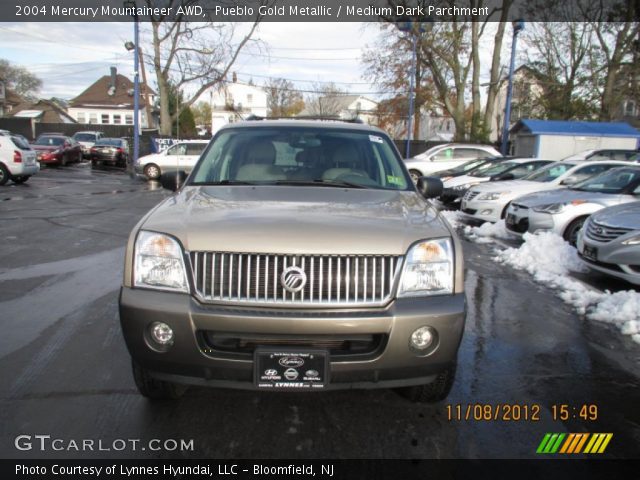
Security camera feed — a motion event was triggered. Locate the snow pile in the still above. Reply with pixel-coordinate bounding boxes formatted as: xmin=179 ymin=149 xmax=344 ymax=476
xmin=439 ymin=210 xmax=463 ymax=229
xmin=496 ymin=231 xmax=640 ymax=344
xmin=464 ymin=219 xmax=513 ymax=243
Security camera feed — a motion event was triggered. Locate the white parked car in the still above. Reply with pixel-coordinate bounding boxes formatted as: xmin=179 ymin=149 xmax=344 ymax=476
xmin=135 ymin=140 xmax=209 ymax=180
xmin=0 ymin=134 xmax=39 ymax=185
xmin=505 ymin=166 xmax=640 ymax=245
xmin=439 ymin=158 xmax=551 ymax=208
xmin=72 ymin=131 xmax=104 ymax=158
xmin=460 ymin=160 xmax=634 ymax=224
xmin=403 ymin=143 xmax=501 ymax=181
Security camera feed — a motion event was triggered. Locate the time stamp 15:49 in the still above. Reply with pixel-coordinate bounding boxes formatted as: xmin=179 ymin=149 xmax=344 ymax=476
xmin=445 ymin=404 xmax=599 ymax=422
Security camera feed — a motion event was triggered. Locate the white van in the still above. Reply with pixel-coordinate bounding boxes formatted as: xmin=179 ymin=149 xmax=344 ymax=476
xmin=135 ymin=140 xmax=209 ymax=180
xmin=0 ymin=134 xmax=39 ymax=185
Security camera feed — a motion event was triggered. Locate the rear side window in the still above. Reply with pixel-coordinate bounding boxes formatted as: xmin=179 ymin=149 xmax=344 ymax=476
xmin=11 ymin=136 xmax=31 ymax=150
xmin=186 ymin=143 xmax=207 ymax=155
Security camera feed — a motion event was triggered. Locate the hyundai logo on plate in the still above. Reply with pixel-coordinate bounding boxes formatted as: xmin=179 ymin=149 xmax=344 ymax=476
xmin=280 ymin=266 xmax=307 ymax=293
xmin=279 ymin=356 xmax=304 ymax=368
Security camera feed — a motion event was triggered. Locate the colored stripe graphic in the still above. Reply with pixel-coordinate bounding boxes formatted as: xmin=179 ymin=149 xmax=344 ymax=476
xmin=537 ymin=434 xmax=613 ymax=454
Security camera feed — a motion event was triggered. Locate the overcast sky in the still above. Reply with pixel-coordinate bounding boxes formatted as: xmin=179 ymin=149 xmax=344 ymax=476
xmin=0 ymin=22 xmax=383 ymax=102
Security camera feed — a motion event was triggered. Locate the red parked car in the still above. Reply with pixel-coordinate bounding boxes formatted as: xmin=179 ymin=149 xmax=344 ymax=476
xmin=31 ymin=135 xmax=82 ymax=166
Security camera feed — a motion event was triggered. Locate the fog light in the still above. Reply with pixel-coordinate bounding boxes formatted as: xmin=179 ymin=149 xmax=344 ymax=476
xmin=149 ymin=322 xmax=174 ymax=345
xmin=481 ymin=209 xmax=493 ymax=215
xmin=410 ymin=326 xmax=434 ymax=351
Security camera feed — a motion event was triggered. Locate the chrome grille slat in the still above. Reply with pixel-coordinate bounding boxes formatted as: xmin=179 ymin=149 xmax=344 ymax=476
xmin=190 ymin=252 xmax=404 ymax=306
xmin=585 ymin=218 xmax=634 ymax=243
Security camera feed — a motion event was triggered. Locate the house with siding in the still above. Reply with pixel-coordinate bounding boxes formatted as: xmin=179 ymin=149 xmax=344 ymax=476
xmin=67 ymin=67 xmax=156 ymax=128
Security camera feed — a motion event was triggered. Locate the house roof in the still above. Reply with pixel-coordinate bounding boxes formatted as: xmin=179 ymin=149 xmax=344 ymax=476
xmin=11 ymin=99 xmax=76 ymax=123
xmin=70 ymin=73 xmax=155 ymax=109
xmin=511 ymin=119 xmax=640 ymax=138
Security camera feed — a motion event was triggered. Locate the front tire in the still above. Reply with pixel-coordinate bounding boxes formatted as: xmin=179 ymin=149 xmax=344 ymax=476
xmin=144 ymin=163 xmax=161 ymax=180
xmin=132 ymin=361 xmax=186 ymax=400
xmin=60 ymin=154 xmax=68 ymax=166
xmin=563 ymin=216 xmax=588 ymax=247
xmin=396 ymin=365 xmax=457 ymax=403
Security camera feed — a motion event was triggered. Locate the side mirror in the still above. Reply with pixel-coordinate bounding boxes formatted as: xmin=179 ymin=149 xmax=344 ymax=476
xmin=416 ymin=176 xmax=443 ymax=199
xmin=64 ymin=142 xmax=71 ymax=148
xmin=160 ymin=170 xmax=187 ymax=192
xmin=560 ymin=175 xmax=580 ymax=186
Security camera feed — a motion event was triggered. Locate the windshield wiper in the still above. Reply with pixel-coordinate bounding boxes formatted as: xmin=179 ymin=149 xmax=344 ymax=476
xmin=193 ymin=180 xmax=256 ymax=186
xmin=273 ymin=179 xmax=367 ymax=189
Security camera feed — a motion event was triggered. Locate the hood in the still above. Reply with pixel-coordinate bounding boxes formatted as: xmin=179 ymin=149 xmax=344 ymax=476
xmin=31 ymin=145 xmax=58 ymax=152
xmin=469 ymin=179 xmax=557 ymax=194
xmin=443 ymin=174 xmax=489 ymax=188
xmin=591 ymin=201 xmax=640 ymax=230
xmin=513 ymin=188 xmax=627 ymax=208
xmin=141 ymin=186 xmax=450 ymax=255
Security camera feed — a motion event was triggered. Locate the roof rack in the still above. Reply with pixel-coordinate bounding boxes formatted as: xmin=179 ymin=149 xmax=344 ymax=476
xmin=244 ymin=114 xmax=364 ymax=124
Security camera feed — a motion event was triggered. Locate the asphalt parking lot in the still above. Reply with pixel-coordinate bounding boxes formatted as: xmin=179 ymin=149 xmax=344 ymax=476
xmin=1 ymin=164 xmax=639 ymax=460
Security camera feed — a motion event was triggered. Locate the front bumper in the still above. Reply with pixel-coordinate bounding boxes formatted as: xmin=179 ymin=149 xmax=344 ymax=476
xmin=504 ymin=205 xmax=560 ymax=237
xmin=36 ymin=153 xmax=62 ymax=164
xmin=119 ymin=287 xmax=466 ymax=390
xmin=460 ymin=198 xmax=504 ymax=223
xmin=577 ymin=232 xmax=640 ymax=285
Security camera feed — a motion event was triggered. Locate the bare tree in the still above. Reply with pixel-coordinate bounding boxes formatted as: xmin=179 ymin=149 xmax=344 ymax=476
xmin=145 ymin=0 xmax=264 ymax=135
xmin=0 ymin=59 xmax=42 ymax=100
xmin=304 ymin=82 xmax=347 ymax=117
xmin=265 ymin=78 xmax=305 ymax=117
xmin=583 ymin=0 xmax=640 ymax=120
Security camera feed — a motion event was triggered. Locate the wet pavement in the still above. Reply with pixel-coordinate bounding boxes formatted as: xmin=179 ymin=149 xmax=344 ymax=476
xmin=1 ymin=164 xmax=639 ymax=459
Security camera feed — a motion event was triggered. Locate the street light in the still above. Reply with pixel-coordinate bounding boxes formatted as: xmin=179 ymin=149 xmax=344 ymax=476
xmin=501 ymin=19 xmax=525 ymax=156
xmin=124 ymin=0 xmax=139 ymax=177
xmin=397 ymin=20 xmax=425 ymax=159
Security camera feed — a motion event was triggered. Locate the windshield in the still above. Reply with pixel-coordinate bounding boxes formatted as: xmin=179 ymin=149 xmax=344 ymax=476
xmin=469 ymin=161 xmax=518 ymax=177
xmin=570 ymin=167 xmax=640 ymax=194
xmin=74 ymin=133 xmax=97 ymax=142
xmin=34 ymin=136 xmax=65 ymax=146
xmin=95 ymin=138 xmax=123 ymax=147
xmin=523 ymin=162 xmax=575 ymax=182
xmin=447 ymin=158 xmax=492 ymax=174
xmin=189 ymin=127 xmax=411 ymax=190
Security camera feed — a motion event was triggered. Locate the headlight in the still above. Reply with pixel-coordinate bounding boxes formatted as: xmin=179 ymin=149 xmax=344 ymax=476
xmin=398 ymin=238 xmax=454 ymax=297
xmin=478 ymin=191 xmax=509 ymax=201
xmin=532 ymin=202 xmax=567 ymax=213
xmin=623 ymin=234 xmax=640 ymax=245
xmin=134 ymin=231 xmax=189 ymax=292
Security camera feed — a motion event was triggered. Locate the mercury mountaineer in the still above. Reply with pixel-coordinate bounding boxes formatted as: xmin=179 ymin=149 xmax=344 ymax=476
xmin=119 ymin=119 xmax=466 ymax=402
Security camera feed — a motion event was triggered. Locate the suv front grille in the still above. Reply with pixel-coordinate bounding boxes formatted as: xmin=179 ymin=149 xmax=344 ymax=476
xmin=189 ymin=252 xmax=403 ymax=307
xmin=585 ymin=218 xmax=633 ymax=243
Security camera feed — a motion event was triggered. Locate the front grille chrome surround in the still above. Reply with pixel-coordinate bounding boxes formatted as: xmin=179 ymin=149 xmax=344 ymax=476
xmin=189 ymin=252 xmax=404 ymax=307
xmin=585 ymin=218 xmax=633 ymax=243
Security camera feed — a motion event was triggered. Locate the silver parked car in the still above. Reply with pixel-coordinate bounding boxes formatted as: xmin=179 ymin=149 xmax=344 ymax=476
xmin=119 ymin=120 xmax=466 ymax=402
xmin=404 ymin=143 xmax=501 ymax=182
xmin=505 ymin=166 xmax=640 ymax=245
xmin=577 ymin=202 xmax=640 ymax=285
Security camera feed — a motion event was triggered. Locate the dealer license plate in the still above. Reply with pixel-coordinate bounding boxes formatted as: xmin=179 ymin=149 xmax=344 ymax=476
xmin=255 ymin=349 xmax=328 ymax=390
xmin=582 ymin=245 xmax=598 ymax=262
